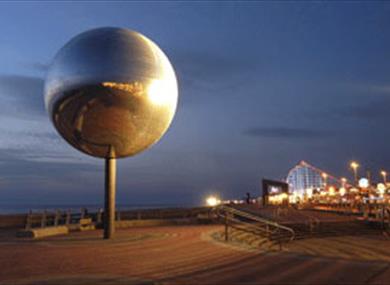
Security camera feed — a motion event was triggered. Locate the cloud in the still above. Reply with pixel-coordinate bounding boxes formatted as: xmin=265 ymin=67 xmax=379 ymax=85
xmin=243 ymin=127 xmax=331 ymax=139
xmin=0 ymin=75 xmax=45 ymax=118
xmin=0 ymin=74 xmax=98 ymax=166
xmin=369 ymin=85 xmax=390 ymax=94
xmin=170 ymin=50 xmax=258 ymax=94
xmin=172 ymin=50 xmax=256 ymax=78
xmin=336 ymin=98 xmax=390 ymax=120
xmin=22 ymin=62 xmax=49 ymax=74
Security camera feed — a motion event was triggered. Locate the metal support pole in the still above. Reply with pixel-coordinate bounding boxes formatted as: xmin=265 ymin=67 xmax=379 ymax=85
xmin=54 ymin=210 xmax=60 ymax=226
xmin=25 ymin=210 xmax=32 ymax=230
xmin=66 ymin=209 xmax=71 ymax=225
xmin=41 ymin=210 xmax=47 ymax=228
xmin=104 ymin=157 xmax=116 ymax=239
xmin=354 ymin=169 xmax=358 ymax=186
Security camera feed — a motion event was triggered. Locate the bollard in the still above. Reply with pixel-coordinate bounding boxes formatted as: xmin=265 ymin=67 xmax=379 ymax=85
xmin=41 ymin=210 xmax=47 ymax=228
xmin=25 ymin=210 xmax=32 ymax=230
xmin=97 ymin=208 xmax=103 ymax=224
xmin=66 ymin=209 xmax=71 ymax=225
xmin=54 ymin=210 xmax=60 ymax=226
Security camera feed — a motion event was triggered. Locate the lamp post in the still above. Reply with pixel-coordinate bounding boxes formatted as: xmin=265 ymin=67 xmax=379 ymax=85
xmin=322 ymin=172 xmax=328 ymax=189
xmin=341 ymin=177 xmax=347 ymax=187
xmin=340 ymin=177 xmax=347 ymax=200
xmin=350 ymin=161 xmax=359 ymax=186
xmin=44 ymin=28 xmax=179 ymax=239
xmin=381 ymin=170 xmax=387 ymax=184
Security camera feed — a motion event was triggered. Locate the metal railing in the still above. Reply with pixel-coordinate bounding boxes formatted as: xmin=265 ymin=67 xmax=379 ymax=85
xmin=290 ymin=208 xmax=321 ymax=233
xmin=216 ymin=205 xmax=295 ymax=250
xmin=24 ymin=208 xmax=94 ymax=230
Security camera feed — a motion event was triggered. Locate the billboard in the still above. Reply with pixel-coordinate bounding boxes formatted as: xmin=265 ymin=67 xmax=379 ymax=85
xmin=262 ymin=179 xmax=289 ymax=206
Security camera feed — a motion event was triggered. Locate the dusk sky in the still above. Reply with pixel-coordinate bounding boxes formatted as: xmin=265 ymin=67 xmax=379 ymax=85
xmin=1 ymin=2 xmax=390 ymax=207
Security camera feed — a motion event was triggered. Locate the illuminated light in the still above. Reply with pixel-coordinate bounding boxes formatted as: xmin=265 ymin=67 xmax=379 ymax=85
xmin=339 ymin=187 xmax=346 ymax=196
xmin=320 ymin=190 xmax=326 ymax=196
xmin=381 ymin=170 xmax=387 ymax=184
xmin=306 ymin=188 xmax=313 ymax=198
xmin=206 ymin=196 xmax=220 ymax=207
xmin=147 ymin=79 xmax=177 ymax=106
xmin=350 ymin=161 xmax=359 ymax=170
xmin=329 ymin=186 xmax=336 ymax=196
xmin=322 ymin=173 xmax=328 ymax=179
xmin=358 ymin=178 xmax=369 ymax=188
xmin=350 ymin=187 xmax=359 ymax=193
xmin=377 ymin=183 xmax=386 ymax=195
xmin=270 ymin=192 xmax=290 ymax=204
xmin=289 ymin=192 xmax=302 ymax=203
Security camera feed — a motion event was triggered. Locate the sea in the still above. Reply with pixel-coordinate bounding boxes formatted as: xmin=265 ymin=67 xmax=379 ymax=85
xmin=0 ymin=203 xmax=195 ymax=215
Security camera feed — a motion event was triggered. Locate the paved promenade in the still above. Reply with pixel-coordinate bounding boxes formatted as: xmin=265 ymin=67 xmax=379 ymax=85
xmin=0 ymin=225 xmax=389 ymax=284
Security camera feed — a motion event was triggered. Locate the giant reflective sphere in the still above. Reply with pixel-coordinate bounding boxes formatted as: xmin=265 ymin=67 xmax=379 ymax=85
xmin=44 ymin=27 xmax=178 ymax=158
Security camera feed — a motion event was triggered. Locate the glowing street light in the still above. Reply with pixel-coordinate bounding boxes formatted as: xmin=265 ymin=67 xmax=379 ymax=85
xmin=339 ymin=187 xmax=346 ymax=196
xmin=381 ymin=170 xmax=387 ymax=184
xmin=206 ymin=196 xmax=220 ymax=207
xmin=377 ymin=183 xmax=386 ymax=196
xmin=341 ymin=177 xmax=347 ymax=186
xmin=322 ymin=173 xmax=328 ymax=188
xmin=329 ymin=186 xmax=336 ymax=196
xmin=358 ymin=178 xmax=369 ymax=189
xmin=350 ymin=161 xmax=359 ymax=185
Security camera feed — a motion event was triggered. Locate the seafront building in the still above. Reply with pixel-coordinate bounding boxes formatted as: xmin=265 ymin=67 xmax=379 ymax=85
xmin=286 ymin=161 xmax=341 ymax=196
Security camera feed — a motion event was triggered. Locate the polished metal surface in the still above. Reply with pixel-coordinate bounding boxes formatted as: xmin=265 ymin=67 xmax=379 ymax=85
xmin=44 ymin=27 xmax=178 ymax=158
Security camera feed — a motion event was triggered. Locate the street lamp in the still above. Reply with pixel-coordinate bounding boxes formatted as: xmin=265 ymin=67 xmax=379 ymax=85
xmin=381 ymin=170 xmax=387 ymax=184
xmin=377 ymin=183 xmax=386 ymax=197
xmin=358 ymin=178 xmax=369 ymax=189
xmin=206 ymin=196 xmax=220 ymax=207
xmin=350 ymin=161 xmax=359 ymax=185
xmin=321 ymin=172 xmax=328 ymax=188
xmin=341 ymin=177 xmax=347 ymax=187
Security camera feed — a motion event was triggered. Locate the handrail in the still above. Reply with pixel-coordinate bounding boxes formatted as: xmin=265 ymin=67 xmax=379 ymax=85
xmin=290 ymin=208 xmax=321 ymax=230
xmin=217 ymin=205 xmax=295 ymax=248
xmin=220 ymin=205 xmax=295 ymax=234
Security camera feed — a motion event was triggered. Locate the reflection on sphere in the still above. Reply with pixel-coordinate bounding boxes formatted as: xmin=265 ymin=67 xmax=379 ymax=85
xmin=44 ymin=28 xmax=178 ymax=158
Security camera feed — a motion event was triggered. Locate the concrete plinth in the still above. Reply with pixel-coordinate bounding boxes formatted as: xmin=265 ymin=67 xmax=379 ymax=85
xmin=16 ymin=226 xmax=69 ymax=238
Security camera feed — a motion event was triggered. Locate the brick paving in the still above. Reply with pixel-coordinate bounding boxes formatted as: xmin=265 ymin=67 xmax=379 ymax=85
xmin=0 ymin=225 xmax=389 ymax=284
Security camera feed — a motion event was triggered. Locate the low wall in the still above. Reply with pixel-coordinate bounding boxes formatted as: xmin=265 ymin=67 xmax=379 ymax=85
xmin=0 ymin=207 xmax=216 ymax=229
xmin=0 ymin=214 xmax=26 ymax=228
xmin=17 ymin=226 xmax=69 ymax=238
xmin=115 ymin=218 xmax=198 ymax=228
